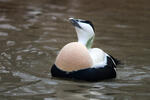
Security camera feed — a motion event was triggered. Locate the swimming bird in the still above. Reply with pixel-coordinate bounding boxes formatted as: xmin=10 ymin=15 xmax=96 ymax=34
xmin=51 ymin=18 xmax=120 ymax=81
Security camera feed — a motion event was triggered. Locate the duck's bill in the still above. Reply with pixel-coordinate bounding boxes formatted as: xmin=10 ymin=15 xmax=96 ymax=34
xmin=69 ymin=18 xmax=82 ymax=29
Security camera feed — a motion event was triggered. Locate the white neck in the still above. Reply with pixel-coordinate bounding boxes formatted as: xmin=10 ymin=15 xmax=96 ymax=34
xmin=75 ymin=27 xmax=95 ymax=49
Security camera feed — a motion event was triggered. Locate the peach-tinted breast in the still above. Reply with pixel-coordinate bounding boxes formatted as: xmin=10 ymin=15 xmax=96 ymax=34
xmin=55 ymin=42 xmax=93 ymax=72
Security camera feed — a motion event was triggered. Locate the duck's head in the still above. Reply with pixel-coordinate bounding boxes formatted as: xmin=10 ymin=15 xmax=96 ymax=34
xmin=69 ymin=18 xmax=95 ymax=49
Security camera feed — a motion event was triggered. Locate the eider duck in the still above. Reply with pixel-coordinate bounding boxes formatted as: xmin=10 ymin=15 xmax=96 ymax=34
xmin=51 ymin=18 xmax=120 ymax=82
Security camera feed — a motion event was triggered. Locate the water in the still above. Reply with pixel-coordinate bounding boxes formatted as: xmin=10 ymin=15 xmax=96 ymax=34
xmin=0 ymin=0 xmax=150 ymax=100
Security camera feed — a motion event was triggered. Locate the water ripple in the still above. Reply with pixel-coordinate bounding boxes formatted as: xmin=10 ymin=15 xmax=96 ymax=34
xmin=0 ymin=32 xmax=8 ymax=36
xmin=0 ymin=0 xmax=150 ymax=100
xmin=0 ymin=24 xmax=20 ymax=31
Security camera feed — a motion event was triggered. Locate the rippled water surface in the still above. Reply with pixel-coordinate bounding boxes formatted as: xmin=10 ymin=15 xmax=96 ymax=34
xmin=0 ymin=0 xmax=150 ymax=100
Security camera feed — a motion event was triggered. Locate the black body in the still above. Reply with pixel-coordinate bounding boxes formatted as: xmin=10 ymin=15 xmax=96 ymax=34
xmin=51 ymin=56 xmax=117 ymax=82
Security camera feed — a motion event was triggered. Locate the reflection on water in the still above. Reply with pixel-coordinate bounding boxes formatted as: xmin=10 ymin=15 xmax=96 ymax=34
xmin=0 ymin=0 xmax=150 ymax=100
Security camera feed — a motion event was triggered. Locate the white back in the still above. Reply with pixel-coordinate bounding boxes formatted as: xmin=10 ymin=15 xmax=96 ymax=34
xmin=89 ymin=48 xmax=107 ymax=68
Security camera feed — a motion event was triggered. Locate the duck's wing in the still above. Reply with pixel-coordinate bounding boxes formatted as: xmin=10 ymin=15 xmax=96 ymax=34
xmin=89 ymin=48 xmax=107 ymax=68
xmin=89 ymin=48 xmax=120 ymax=68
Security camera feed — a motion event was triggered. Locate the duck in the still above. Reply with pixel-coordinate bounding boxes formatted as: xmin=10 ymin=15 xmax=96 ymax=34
xmin=51 ymin=18 xmax=120 ymax=82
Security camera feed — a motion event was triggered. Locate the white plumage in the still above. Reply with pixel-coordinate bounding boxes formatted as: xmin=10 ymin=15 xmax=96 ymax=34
xmin=89 ymin=48 xmax=107 ymax=68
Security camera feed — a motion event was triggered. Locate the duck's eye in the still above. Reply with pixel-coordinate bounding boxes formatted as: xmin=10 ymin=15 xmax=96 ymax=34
xmin=80 ymin=20 xmax=95 ymax=32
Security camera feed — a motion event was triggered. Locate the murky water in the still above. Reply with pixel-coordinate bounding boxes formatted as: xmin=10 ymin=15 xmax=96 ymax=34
xmin=0 ymin=0 xmax=150 ymax=100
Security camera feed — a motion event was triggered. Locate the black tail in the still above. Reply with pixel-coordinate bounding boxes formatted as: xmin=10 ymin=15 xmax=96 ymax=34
xmin=109 ymin=55 xmax=121 ymax=65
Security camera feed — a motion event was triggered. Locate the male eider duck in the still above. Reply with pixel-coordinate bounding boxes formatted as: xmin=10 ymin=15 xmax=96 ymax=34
xmin=51 ymin=18 xmax=120 ymax=82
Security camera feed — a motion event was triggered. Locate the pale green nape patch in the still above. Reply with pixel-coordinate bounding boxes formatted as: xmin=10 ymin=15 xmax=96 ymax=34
xmin=86 ymin=35 xmax=95 ymax=49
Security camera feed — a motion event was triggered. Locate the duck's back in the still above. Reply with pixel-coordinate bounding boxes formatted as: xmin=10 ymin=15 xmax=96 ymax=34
xmin=55 ymin=42 xmax=93 ymax=72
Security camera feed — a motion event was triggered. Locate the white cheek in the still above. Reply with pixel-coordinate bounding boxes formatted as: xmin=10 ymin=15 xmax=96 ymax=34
xmin=79 ymin=23 xmax=94 ymax=34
